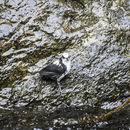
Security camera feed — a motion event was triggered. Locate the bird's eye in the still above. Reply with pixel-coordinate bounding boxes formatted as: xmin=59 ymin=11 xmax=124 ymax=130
xmin=62 ymin=56 xmax=65 ymax=59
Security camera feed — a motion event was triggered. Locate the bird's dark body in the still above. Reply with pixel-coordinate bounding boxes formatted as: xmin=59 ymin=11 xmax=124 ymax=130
xmin=39 ymin=58 xmax=67 ymax=81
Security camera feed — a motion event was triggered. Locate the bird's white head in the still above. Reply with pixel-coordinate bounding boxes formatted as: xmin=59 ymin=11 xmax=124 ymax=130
xmin=62 ymin=52 xmax=69 ymax=59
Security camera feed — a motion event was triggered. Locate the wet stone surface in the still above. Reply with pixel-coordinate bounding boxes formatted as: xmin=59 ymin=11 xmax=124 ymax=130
xmin=0 ymin=0 xmax=130 ymax=129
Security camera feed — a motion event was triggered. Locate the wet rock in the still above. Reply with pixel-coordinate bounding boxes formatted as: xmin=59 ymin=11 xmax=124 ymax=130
xmin=0 ymin=0 xmax=129 ymax=129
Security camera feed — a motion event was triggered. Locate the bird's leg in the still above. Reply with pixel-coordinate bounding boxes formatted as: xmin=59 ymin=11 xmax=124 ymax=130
xmin=57 ymin=79 xmax=62 ymax=93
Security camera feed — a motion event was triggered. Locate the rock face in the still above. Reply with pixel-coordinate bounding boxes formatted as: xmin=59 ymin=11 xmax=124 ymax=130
xmin=0 ymin=0 xmax=129 ymax=129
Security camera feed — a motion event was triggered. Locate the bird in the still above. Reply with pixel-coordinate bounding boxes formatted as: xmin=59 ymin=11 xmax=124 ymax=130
xmin=34 ymin=52 xmax=71 ymax=93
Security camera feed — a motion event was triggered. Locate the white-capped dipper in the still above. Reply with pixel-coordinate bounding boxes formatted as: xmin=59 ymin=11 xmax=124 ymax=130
xmin=38 ymin=53 xmax=71 ymax=92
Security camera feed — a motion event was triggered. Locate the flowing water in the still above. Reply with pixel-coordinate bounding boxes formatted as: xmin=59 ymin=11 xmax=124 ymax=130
xmin=0 ymin=0 xmax=130 ymax=129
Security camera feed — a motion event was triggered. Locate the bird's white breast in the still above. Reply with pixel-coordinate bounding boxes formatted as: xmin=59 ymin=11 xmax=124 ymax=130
xmin=62 ymin=59 xmax=71 ymax=72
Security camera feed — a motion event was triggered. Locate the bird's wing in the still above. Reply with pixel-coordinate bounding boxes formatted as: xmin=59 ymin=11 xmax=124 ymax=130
xmin=39 ymin=63 xmax=66 ymax=77
xmin=40 ymin=71 xmax=59 ymax=79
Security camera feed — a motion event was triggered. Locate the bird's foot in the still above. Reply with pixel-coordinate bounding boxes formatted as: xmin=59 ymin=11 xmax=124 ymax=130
xmin=58 ymin=87 xmax=63 ymax=95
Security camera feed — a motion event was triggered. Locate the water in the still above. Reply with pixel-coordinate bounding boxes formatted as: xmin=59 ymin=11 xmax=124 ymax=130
xmin=0 ymin=0 xmax=130 ymax=129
